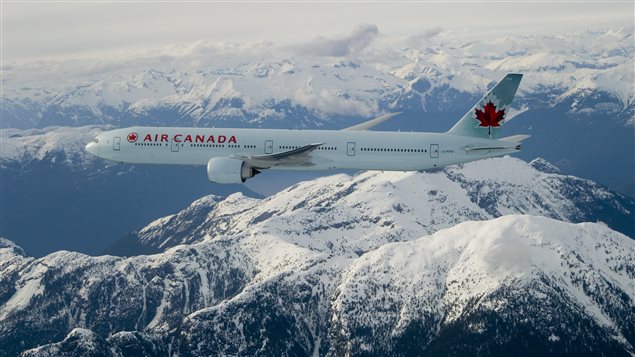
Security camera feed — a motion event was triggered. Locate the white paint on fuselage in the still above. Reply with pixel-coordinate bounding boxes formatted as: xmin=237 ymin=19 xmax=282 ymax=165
xmin=85 ymin=126 xmax=520 ymax=171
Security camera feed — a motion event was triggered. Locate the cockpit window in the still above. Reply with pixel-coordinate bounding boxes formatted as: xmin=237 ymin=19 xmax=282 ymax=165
xmin=91 ymin=137 xmax=99 ymax=143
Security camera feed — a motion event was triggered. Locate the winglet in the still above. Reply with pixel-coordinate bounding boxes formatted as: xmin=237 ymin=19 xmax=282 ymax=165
xmin=343 ymin=112 xmax=402 ymax=131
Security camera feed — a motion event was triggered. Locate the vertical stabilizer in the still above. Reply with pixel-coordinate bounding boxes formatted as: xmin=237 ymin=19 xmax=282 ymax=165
xmin=447 ymin=73 xmax=522 ymax=139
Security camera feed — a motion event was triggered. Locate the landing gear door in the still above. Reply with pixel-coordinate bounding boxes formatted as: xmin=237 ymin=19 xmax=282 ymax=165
xmin=171 ymin=139 xmax=180 ymax=152
xmin=113 ymin=137 xmax=121 ymax=151
xmin=265 ymin=140 xmax=273 ymax=154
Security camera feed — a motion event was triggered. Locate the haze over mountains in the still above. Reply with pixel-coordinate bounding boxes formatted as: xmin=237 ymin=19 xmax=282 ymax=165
xmin=3 ymin=27 xmax=632 ymax=128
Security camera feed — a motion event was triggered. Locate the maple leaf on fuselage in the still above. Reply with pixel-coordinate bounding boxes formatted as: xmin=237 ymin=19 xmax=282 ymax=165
xmin=475 ymin=101 xmax=505 ymax=127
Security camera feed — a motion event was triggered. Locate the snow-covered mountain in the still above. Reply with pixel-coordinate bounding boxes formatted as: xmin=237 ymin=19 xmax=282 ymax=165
xmin=0 ymin=126 xmax=109 ymax=169
xmin=1 ymin=157 xmax=634 ymax=355
xmin=106 ymin=156 xmax=633 ymax=257
xmin=2 ymin=28 xmax=632 ymax=129
xmin=2 ymin=213 xmax=633 ymax=356
xmin=325 ymin=215 xmax=635 ymax=356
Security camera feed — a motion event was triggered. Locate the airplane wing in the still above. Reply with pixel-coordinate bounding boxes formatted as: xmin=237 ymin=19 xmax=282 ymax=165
xmin=231 ymin=143 xmax=324 ymax=168
xmin=343 ymin=112 xmax=401 ymax=131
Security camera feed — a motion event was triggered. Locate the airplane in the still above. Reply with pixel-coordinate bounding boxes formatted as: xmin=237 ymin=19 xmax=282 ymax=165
xmin=85 ymin=73 xmax=528 ymax=184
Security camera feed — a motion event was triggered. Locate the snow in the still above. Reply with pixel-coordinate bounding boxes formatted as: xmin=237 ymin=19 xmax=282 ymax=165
xmin=0 ymin=239 xmax=30 ymax=278
xmin=0 ymin=278 xmax=44 ymax=320
xmin=22 ymin=328 xmax=102 ymax=356
xmin=332 ymin=215 xmax=635 ymax=347
xmin=1 ymin=154 xmax=633 ymax=355
xmin=0 ymin=126 xmax=112 ymax=167
xmin=2 ymin=28 xmax=633 ymax=126
xmin=142 ymin=215 xmax=176 ymax=233
xmin=557 ymin=61 xmax=635 ymax=108
xmin=126 ymin=156 xmax=631 ymax=267
xmin=146 ymin=279 xmax=170 ymax=330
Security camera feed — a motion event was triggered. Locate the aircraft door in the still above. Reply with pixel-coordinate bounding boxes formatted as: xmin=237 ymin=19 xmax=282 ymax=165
xmin=430 ymin=144 xmax=439 ymax=158
xmin=113 ymin=137 xmax=121 ymax=151
xmin=265 ymin=140 xmax=273 ymax=154
xmin=171 ymin=138 xmax=180 ymax=152
xmin=347 ymin=142 xmax=356 ymax=156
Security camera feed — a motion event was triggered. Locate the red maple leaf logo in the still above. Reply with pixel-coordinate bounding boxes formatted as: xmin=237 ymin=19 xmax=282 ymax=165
xmin=475 ymin=101 xmax=505 ymax=128
xmin=127 ymin=132 xmax=138 ymax=143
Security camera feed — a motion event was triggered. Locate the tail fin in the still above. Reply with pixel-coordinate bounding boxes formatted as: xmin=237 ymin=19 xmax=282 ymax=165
xmin=447 ymin=73 xmax=523 ymax=139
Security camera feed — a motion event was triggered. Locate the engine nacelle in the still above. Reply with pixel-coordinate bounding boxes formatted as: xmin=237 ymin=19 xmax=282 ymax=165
xmin=207 ymin=157 xmax=258 ymax=184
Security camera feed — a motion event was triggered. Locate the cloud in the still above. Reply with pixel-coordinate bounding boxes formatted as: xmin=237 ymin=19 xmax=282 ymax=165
xmin=293 ymin=24 xmax=379 ymax=57
xmin=292 ymin=82 xmax=376 ymax=116
xmin=406 ymin=27 xmax=443 ymax=48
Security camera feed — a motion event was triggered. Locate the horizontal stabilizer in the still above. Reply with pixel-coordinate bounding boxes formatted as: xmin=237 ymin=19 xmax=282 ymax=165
xmin=343 ymin=112 xmax=402 ymax=131
xmin=463 ymin=146 xmax=516 ymax=152
xmin=499 ymin=134 xmax=530 ymax=142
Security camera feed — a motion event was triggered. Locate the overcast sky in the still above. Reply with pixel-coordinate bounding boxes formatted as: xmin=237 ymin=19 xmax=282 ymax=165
xmin=2 ymin=1 xmax=633 ymax=62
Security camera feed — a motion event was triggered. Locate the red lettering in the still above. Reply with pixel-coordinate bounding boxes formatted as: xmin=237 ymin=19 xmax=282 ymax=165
xmin=196 ymin=135 xmax=204 ymax=143
xmin=218 ymin=135 xmax=226 ymax=143
xmin=174 ymin=134 xmax=182 ymax=142
xmin=228 ymin=135 xmax=237 ymax=144
xmin=206 ymin=135 xmax=215 ymax=143
xmin=144 ymin=134 xmax=152 ymax=142
xmin=184 ymin=135 xmax=192 ymax=143
xmin=161 ymin=134 xmax=168 ymax=142
xmin=154 ymin=134 xmax=158 ymax=142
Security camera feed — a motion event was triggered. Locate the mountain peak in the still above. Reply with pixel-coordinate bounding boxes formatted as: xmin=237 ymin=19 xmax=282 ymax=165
xmin=106 ymin=156 xmax=634 ymax=260
xmin=2 ymin=201 xmax=634 ymax=355
xmin=330 ymin=214 xmax=635 ymax=356
xmin=0 ymin=237 xmax=20 ymax=250
xmin=529 ymin=157 xmax=561 ymax=173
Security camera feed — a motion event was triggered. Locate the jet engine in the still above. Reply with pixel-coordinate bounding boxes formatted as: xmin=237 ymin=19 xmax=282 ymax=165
xmin=207 ymin=157 xmax=259 ymax=184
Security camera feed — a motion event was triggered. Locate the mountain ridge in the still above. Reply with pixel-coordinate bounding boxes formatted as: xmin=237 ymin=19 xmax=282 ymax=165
xmin=2 ymin=214 xmax=633 ymax=356
xmin=107 ymin=156 xmax=634 ymax=258
xmin=2 ymin=29 xmax=633 ymax=129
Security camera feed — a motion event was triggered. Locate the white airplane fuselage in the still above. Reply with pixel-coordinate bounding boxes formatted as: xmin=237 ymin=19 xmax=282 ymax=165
xmin=86 ymin=126 xmax=520 ymax=171
xmin=85 ymin=74 xmax=527 ymax=183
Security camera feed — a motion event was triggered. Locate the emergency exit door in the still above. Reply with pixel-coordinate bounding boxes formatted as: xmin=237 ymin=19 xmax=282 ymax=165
xmin=347 ymin=142 xmax=356 ymax=156
xmin=265 ymin=140 xmax=273 ymax=154
xmin=113 ymin=137 xmax=121 ymax=151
